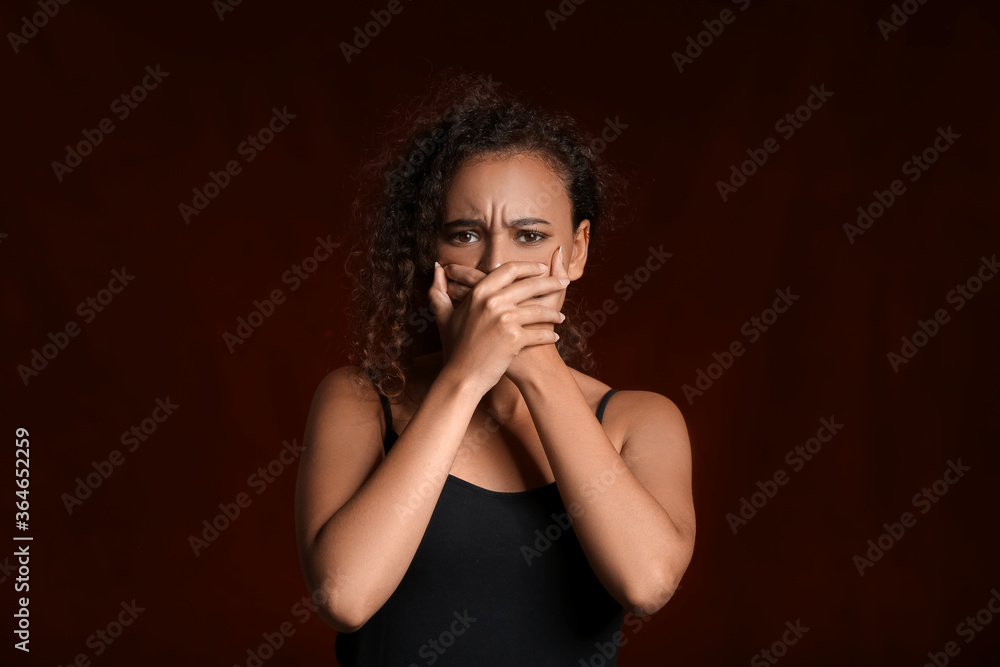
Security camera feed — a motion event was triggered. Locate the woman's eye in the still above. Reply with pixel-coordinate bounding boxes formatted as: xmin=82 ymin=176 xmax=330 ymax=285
xmin=520 ymin=230 xmax=546 ymax=245
xmin=451 ymin=231 xmax=477 ymax=244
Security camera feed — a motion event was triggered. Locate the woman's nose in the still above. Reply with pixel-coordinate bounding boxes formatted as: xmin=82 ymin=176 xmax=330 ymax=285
xmin=477 ymin=241 xmax=511 ymax=273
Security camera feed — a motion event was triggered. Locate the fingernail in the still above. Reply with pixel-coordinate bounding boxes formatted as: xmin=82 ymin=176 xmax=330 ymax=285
xmin=434 ymin=261 xmax=441 ymax=267
xmin=560 ymin=312 xmax=566 ymax=322
xmin=538 ymin=262 xmax=548 ymax=271
xmin=559 ymin=278 xmax=570 ymax=286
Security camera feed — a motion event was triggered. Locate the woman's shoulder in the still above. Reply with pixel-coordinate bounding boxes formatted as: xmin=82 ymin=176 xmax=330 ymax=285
xmin=312 ymin=365 xmax=384 ymax=412
xmin=567 ymin=368 xmax=686 ymax=432
xmin=615 ymin=389 xmax=687 ymax=425
xmin=308 ymin=365 xmax=394 ymax=443
xmin=317 ymin=363 xmax=374 ymax=388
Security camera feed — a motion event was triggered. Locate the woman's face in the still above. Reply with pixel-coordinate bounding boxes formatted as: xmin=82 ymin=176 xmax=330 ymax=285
xmin=436 ymin=152 xmax=589 ymax=305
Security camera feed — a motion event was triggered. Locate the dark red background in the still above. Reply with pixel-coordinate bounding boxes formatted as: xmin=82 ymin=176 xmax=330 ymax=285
xmin=3 ymin=0 xmax=1000 ymax=664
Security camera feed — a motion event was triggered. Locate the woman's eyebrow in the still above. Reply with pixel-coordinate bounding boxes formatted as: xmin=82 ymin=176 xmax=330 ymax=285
xmin=442 ymin=217 xmax=552 ymax=229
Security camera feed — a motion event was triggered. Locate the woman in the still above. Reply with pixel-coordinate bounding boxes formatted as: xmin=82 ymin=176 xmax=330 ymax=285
xmin=294 ymin=70 xmax=695 ymax=666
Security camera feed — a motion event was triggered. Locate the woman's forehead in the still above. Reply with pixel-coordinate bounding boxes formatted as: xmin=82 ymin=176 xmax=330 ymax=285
xmin=443 ymin=153 xmax=571 ymax=222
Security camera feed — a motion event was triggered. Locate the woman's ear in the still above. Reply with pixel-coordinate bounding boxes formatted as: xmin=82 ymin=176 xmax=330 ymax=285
xmin=568 ymin=220 xmax=590 ymax=281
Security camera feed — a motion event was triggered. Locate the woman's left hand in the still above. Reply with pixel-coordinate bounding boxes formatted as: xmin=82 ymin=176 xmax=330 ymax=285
xmin=441 ymin=245 xmax=569 ymax=386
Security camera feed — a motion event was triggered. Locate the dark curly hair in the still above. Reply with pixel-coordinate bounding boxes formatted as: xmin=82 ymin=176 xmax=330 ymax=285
xmin=343 ymin=68 xmax=628 ymax=400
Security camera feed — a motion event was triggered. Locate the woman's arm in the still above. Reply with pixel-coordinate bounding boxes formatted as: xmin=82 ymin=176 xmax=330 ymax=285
xmin=442 ymin=254 xmax=695 ymax=616
xmin=296 ymin=261 xmax=565 ymax=632
xmin=510 ymin=347 xmax=696 ymax=618
xmin=294 ymin=364 xmax=481 ymax=632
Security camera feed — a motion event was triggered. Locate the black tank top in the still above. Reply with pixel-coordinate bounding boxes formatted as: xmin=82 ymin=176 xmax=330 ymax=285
xmin=335 ymin=388 xmax=625 ymax=667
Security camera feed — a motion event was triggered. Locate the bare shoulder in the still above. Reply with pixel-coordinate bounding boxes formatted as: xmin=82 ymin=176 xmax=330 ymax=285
xmin=307 ymin=365 xmax=386 ymax=442
xmin=565 ymin=368 xmax=687 ymax=441
xmin=315 ymin=364 xmax=378 ymax=398
xmin=610 ymin=390 xmax=689 ymax=445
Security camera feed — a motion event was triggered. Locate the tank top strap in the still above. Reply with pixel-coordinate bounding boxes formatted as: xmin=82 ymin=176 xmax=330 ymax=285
xmin=596 ymin=388 xmax=618 ymax=424
xmin=376 ymin=390 xmax=395 ymax=454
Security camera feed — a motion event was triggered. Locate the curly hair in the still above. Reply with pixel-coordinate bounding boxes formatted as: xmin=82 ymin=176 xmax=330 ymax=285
xmin=343 ymin=68 xmax=628 ymax=400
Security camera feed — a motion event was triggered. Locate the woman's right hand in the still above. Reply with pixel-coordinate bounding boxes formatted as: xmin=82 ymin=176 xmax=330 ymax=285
xmin=427 ymin=261 xmax=568 ymax=397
